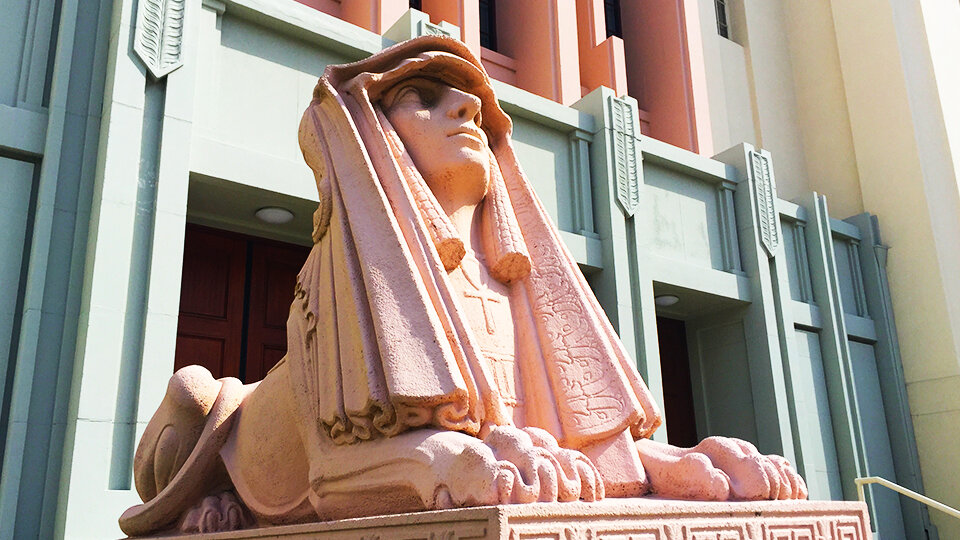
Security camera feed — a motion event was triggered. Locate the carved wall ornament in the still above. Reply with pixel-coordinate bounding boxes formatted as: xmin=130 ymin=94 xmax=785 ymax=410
xmin=608 ymin=96 xmax=641 ymax=217
xmin=418 ymin=19 xmax=456 ymax=38
xmin=749 ymin=149 xmax=781 ymax=258
xmin=133 ymin=0 xmax=186 ymax=79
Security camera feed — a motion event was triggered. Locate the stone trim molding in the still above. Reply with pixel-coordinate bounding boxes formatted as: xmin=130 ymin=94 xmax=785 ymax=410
xmin=162 ymin=500 xmax=871 ymax=539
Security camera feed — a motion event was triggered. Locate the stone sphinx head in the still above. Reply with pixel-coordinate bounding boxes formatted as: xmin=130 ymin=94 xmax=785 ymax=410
xmin=295 ymin=35 xmax=663 ymax=445
xmin=381 ymin=75 xmax=491 ymax=210
xmin=300 ymin=37 xmax=535 ymax=285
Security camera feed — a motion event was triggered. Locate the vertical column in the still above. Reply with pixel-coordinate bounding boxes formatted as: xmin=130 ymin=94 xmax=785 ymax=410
xmin=716 ymin=180 xmax=741 ymax=273
xmin=57 ymin=0 xmax=146 ymax=532
xmin=574 ymin=88 xmax=667 ymax=441
xmin=57 ymin=0 xmax=202 ymax=536
xmin=569 ymin=128 xmax=595 ymax=236
xmin=713 ymin=143 xmax=796 ymax=461
xmin=803 ymin=194 xmax=907 ymax=537
xmin=574 ymin=0 xmax=627 ymax=96
xmin=846 ymin=212 xmax=934 ymax=539
xmin=341 ymin=0 xmax=408 ymax=35
xmin=620 ymin=0 xmax=709 ymax=153
xmin=0 ymin=0 xmax=114 ymax=538
xmin=496 ymin=0 xmax=582 ymax=105
xmin=422 ymin=0 xmax=481 ymax=58
xmin=801 ymin=193 xmax=865 ymax=503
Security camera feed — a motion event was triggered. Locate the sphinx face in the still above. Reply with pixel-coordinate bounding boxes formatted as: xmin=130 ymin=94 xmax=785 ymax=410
xmin=383 ymin=77 xmax=491 ymax=209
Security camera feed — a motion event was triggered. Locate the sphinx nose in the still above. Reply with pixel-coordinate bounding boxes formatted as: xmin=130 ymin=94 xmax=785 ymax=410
xmin=447 ymin=89 xmax=482 ymax=124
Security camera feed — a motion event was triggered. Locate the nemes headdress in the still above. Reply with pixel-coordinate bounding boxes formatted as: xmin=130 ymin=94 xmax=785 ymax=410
xmin=295 ymin=36 xmax=661 ymax=448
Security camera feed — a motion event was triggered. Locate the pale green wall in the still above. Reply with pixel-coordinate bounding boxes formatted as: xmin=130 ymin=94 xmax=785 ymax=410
xmin=0 ymin=159 xmax=34 ymax=463
xmin=0 ymin=0 xmax=114 ymax=538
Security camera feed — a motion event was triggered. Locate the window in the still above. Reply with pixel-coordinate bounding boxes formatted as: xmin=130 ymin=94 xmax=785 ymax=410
xmin=479 ymin=0 xmax=497 ymax=50
xmin=409 ymin=0 xmax=422 ymax=11
xmin=715 ymin=0 xmax=730 ymax=39
xmin=604 ymin=0 xmax=622 ymax=39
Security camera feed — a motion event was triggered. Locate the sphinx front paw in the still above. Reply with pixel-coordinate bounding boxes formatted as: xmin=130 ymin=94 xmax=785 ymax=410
xmin=636 ymin=437 xmax=807 ymax=501
xmin=180 ymin=491 xmax=251 ymax=534
xmin=692 ymin=437 xmax=807 ymax=500
xmin=436 ymin=426 xmax=602 ymax=507
xmin=481 ymin=426 xmax=602 ymax=503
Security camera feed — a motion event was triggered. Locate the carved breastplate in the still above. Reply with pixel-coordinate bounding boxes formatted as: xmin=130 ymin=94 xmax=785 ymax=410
xmin=448 ymin=252 xmax=523 ymax=411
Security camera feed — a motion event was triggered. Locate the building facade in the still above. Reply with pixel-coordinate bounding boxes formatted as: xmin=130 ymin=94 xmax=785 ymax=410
xmin=0 ymin=0 xmax=957 ymax=538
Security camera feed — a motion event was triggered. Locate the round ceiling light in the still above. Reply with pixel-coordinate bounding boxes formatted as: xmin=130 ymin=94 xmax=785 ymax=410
xmin=255 ymin=206 xmax=294 ymax=224
xmin=654 ymin=294 xmax=680 ymax=307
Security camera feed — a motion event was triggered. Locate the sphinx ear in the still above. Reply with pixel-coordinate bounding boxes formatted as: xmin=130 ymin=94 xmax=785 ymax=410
xmin=299 ymin=103 xmax=332 ymax=243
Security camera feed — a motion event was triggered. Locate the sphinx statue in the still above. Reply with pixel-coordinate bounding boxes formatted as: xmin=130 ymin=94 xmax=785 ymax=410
xmin=119 ymin=36 xmax=806 ymax=537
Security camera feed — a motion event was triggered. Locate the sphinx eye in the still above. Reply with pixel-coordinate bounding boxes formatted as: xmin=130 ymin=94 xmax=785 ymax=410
xmin=414 ymin=82 xmax=439 ymax=107
xmin=389 ymin=79 xmax=440 ymax=109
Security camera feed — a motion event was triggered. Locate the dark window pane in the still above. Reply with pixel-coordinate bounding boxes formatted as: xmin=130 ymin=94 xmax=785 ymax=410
xmin=604 ymin=0 xmax=622 ymax=38
xmin=715 ymin=0 xmax=730 ymax=38
xmin=409 ymin=0 xmax=422 ymax=11
xmin=480 ymin=0 xmax=497 ymax=50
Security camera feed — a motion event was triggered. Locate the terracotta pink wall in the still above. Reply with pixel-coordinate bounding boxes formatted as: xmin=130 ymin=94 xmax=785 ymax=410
xmin=576 ymin=0 xmax=628 ymax=97
xmin=620 ymin=0 xmax=707 ymax=153
xmin=294 ymin=0 xmax=405 ymax=34
xmin=293 ymin=0 xmax=341 ymax=18
xmin=292 ymin=0 xmax=707 ymax=150
xmin=341 ymin=0 xmax=407 ymax=34
xmin=496 ymin=0 xmax=582 ymax=105
xmin=423 ymin=0 xmax=481 ymax=59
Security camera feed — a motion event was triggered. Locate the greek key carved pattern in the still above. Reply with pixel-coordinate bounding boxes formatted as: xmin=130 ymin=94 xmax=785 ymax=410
xmin=133 ymin=0 xmax=186 ymax=78
xmin=505 ymin=512 xmax=869 ymax=540
xmin=219 ymin=504 xmax=869 ymax=540
xmin=749 ymin=150 xmax=780 ymax=258
xmin=609 ymin=96 xmax=640 ymax=217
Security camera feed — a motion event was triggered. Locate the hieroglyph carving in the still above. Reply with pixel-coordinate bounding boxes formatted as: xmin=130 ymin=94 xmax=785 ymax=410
xmin=609 ymin=96 xmax=640 ymax=217
xmin=134 ymin=0 xmax=185 ymax=79
xmin=749 ymin=149 xmax=780 ymax=258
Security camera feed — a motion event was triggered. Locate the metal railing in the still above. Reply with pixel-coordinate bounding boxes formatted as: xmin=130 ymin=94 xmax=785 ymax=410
xmin=855 ymin=476 xmax=960 ymax=522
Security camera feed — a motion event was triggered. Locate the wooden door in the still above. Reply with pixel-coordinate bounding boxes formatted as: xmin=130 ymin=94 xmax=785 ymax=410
xmin=174 ymin=225 xmax=247 ymax=379
xmin=174 ymin=224 xmax=310 ymax=382
xmin=244 ymin=241 xmax=309 ymax=382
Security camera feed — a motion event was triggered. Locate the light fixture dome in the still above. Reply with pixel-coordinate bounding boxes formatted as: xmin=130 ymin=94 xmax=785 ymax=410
xmin=255 ymin=206 xmax=294 ymax=224
xmin=654 ymin=294 xmax=680 ymax=307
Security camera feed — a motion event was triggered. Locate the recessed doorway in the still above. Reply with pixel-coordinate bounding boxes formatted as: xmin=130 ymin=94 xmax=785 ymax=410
xmin=174 ymin=224 xmax=310 ymax=383
xmin=656 ymin=316 xmax=698 ymax=448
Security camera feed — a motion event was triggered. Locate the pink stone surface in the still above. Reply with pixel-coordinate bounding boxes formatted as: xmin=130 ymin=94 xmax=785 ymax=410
xmin=153 ymin=499 xmax=872 ymax=540
xmin=120 ymin=36 xmax=807 ymax=537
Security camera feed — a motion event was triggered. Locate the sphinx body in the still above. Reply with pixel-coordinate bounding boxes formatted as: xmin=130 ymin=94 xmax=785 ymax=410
xmin=119 ymin=36 xmax=806 ymax=537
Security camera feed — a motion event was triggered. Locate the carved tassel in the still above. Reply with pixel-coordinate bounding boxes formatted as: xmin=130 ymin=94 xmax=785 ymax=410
xmin=481 ymin=153 xmax=531 ymax=283
xmin=378 ymin=111 xmax=465 ymax=270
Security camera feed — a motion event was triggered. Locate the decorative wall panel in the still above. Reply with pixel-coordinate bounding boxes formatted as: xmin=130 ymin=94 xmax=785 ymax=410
xmin=134 ymin=0 xmax=186 ymax=78
xmin=749 ymin=150 xmax=780 ymax=258
xmin=609 ymin=96 xmax=640 ymax=217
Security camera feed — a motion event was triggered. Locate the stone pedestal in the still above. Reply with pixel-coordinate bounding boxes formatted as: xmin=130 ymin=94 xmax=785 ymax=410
xmin=169 ymin=499 xmax=872 ymax=539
